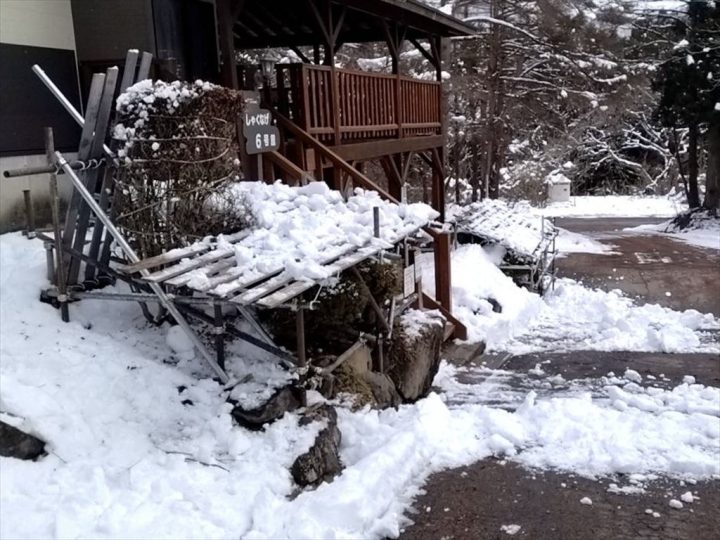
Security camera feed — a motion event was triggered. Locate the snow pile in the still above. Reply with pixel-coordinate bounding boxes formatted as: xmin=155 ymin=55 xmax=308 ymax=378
xmin=444 ymin=244 xmax=718 ymax=352
xmin=501 ymin=278 xmax=720 ymax=354
xmin=449 ymin=199 xmax=555 ymax=261
xmin=554 ymin=227 xmax=615 ymax=256
xmin=538 ymin=195 xmax=686 ymax=218
xmin=628 ymin=213 xmax=720 ymax=251
xmin=182 ymin=181 xmax=438 ymax=290
xmin=2 ymin=233 xmax=720 ymax=539
xmin=449 ymin=244 xmax=543 ymax=345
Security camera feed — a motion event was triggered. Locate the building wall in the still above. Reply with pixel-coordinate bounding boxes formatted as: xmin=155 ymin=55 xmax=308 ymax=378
xmin=0 ymin=0 xmax=77 ymax=50
xmin=0 ymin=0 xmax=79 ymax=232
xmin=71 ymin=0 xmax=155 ymax=63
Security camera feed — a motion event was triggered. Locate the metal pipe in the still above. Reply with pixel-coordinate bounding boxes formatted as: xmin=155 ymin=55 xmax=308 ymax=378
xmin=55 ymin=151 xmax=229 ymax=383
xmin=32 ymin=65 xmax=115 ymax=159
xmin=3 ymin=160 xmax=102 ymax=179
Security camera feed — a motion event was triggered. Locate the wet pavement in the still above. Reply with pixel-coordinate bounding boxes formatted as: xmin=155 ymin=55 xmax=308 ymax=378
xmin=400 ymin=219 xmax=720 ymax=540
xmin=555 ymin=218 xmax=720 ymax=315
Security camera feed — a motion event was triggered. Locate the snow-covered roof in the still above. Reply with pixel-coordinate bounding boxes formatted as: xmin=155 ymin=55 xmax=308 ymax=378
xmin=120 ymin=181 xmax=437 ymax=308
xmin=448 ymin=200 xmax=555 ymax=261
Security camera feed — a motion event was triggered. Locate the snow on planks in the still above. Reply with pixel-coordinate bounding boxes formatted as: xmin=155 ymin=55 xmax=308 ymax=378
xmin=117 ymin=181 xmax=438 ymax=309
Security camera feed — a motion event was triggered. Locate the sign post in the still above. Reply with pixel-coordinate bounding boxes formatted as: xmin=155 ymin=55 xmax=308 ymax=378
xmin=242 ymin=105 xmax=280 ymax=181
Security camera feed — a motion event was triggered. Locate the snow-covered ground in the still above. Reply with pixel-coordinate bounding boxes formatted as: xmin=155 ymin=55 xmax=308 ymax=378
xmin=554 ymin=227 xmax=615 ymax=256
xmin=1 ymin=206 xmax=718 ymax=538
xmin=430 ymin=243 xmax=719 ymax=352
xmin=627 ymin=218 xmax=720 ymax=251
xmin=538 ymin=195 xmax=686 ymax=218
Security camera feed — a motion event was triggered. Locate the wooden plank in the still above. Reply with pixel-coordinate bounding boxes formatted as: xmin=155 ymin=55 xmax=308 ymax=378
xmin=328 ymin=135 xmax=444 ymax=162
xmin=118 ymin=243 xmax=211 ymax=273
xmin=67 ymin=66 xmax=119 ymax=286
xmin=120 ymin=229 xmax=250 ymax=275
xmin=61 ymin=73 xmax=104 ymax=256
xmin=137 ymin=52 xmax=153 ymax=80
xmin=255 ymin=246 xmax=382 ymax=309
xmin=230 ymin=242 xmax=359 ymax=304
xmin=144 ymin=230 xmax=250 ymax=284
xmin=164 ymin=257 xmax=236 ymax=287
xmin=119 ymin=49 xmax=139 ymax=92
xmin=273 ymin=110 xmax=398 ymax=203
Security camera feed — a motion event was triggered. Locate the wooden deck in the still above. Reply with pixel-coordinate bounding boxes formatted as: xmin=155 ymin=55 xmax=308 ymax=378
xmin=273 ymin=63 xmax=442 ymax=148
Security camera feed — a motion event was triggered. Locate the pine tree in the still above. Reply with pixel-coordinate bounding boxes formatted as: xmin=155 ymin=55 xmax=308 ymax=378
xmin=653 ymin=1 xmax=720 ymax=210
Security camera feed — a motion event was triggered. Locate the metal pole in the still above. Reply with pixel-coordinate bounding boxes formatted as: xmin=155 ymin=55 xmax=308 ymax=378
xmin=295 ymin=304 xmax=307 ymax=407
xmin=32 ymin=65 xmax=115 ymax=160
xmin=55 ymin=151 xmax=229 ymax=383
xmin=373 ymin=206 xmax=380 ymax=238
xmin=214 ymin=301 xmax=225 ymax=370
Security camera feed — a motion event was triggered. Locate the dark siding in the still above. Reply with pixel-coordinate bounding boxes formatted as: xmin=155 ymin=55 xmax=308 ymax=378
xmin=0 ymin=43 xmax=81 ymax=156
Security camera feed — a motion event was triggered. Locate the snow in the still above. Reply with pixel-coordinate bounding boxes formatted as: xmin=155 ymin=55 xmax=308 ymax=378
xmin=669 ymin=499 xmax=684 ymax=509
xmin=166 ymin=325 xmax=196 ymax=359
xmin=555 ymin=227 xmax=614 ymax=256
xmin=680 ymin=491 xmax=695 ymax=503
xmin=113 ymin=79 xmax=214 ymax=158
xmin=1 ymin=188 xmax=718 ymax=538
xmin=448 ymin=199 xmax=555 ymax=261
xmin=501 ymin=524 xmax=522 ymax=535
xmin=580 ymin=497 xmax=593 ymax=505
xmin=538 ymin=195 xmax=685 ymax=218
xmin=624 ymin=369 xmax=642 ymax=383
xmin=399 ymin=309 xmax=445 ymax=340
xmin=185 ymin=181 xmax=438 ymax=292
xmin=442 ymin=244 xmax=718 ymax=352
xmin=627 ymin=218 xmax=720 ymax=251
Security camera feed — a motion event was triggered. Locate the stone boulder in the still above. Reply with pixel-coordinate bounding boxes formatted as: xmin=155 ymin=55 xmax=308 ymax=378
xmin=0 ymin=421 xmax=46 ymax=460
xmin=231 ymin=385 xmax=303 ymax=430
xmin=364 ymin=371 xmax=401 ymax=409
xmin=291 ymin=404 xmax=343 ymax=486
xmin=387 ymin=309 xmax=445 ymax=402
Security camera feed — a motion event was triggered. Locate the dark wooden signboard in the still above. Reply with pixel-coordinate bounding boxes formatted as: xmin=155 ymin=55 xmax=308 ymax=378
xmin=243 ymin=106 xmax=280 ymax=155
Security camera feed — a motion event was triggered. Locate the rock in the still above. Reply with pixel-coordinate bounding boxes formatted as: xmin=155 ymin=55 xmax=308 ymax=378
xmin=487 ymin=298 xmax=502 ymax=313
xmin=442 ymin=340 xmax=486 ymax=366
xmin=343 ymin=343 xmax=371 ymax=374
xmin=291 ymin=405 xmax=343 ymax=486
xmin=334 ymin=363 xmax=376 ymax=408
xmin=231 ymin=385 xmax=302 ymax=430
xmin=363 ymin=371 xmax=401 ymax=409
xmin=0 ymin=421 xmax=46 ymax=460
xmin=387 ymin=309 xmax=445 ymax=402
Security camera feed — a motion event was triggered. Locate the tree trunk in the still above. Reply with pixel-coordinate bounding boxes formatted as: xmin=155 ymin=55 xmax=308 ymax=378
xmin=703 ymin=118 xmax=720 ymax=212
xmin=687 ymin=122 xmax=701 ymax=209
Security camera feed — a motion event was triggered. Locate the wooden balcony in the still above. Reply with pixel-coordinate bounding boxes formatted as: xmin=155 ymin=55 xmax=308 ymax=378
xmin=272 ymin=64 xmax=442 ymax=151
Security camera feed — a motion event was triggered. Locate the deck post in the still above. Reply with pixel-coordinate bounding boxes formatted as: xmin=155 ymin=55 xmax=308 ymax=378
xmin=434 ymin=231 xmax=452 ymax=313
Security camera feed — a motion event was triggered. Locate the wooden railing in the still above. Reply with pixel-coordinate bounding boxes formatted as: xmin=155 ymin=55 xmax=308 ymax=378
xmin=274 ymin=63 xmax=441 ymax=145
